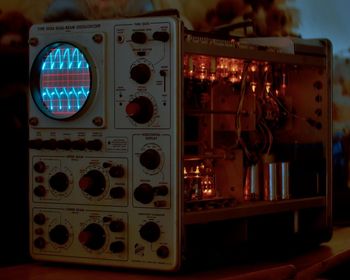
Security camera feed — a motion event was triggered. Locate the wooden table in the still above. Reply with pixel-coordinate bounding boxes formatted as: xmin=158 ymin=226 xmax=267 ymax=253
xmin=1 ymin=227 xmax=350 ymax=280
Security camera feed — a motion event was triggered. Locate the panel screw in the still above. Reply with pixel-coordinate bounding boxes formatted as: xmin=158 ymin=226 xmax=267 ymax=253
xmin=93 ymin=117 xmax=103 ymax=126
xmin=29 ymin=37 xmax=39 ymax=46
xmin=92 ymin=34 xmax=103 ymax=44
xmin=29 ymin=117 xmax=39 ymax=126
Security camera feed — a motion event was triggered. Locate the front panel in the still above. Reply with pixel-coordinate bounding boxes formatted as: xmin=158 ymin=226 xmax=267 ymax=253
xmin=28 ymin=17 xmax=181 ymax=271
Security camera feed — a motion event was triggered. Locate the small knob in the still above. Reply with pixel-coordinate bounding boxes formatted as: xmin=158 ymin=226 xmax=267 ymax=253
xmin=34 ymin=237 xmax=46 ymax=249
xmin=157 ymin=245 xmax=170 ymax=258
xmin=126 ymin=96 xmax=154 ymax=124
xmin=109 ymin=165 xmax=124 ymax=178
xmin=34 ymin=161 xmax=46 ymax=173
xmin=79 ymin=170 xmax=106 ymax=197
xmin=79 ymin=223 xmax=106 ymax=250
xmin=29 ymin=139 xmax=43 ymax=150
xmin=42 ymin=139 xmax=57 ymax=150
xmin=49 ymin=224 xmax=69 ymax=245
xmin=130 ymin=63 xmax=151 ymax=84
xmin=57 ymin=139 xmax=71 ymax=150
xmin=49 ymin=172 xmax=69 ymax=192
xmin=110 ymin=187 xmax=126 ymax=199
xmin=33 ymin=213 xmax=46 ymax=225
xmin=109 ymin=220 xmax=125 ymax=232
xmin=139 ymin=221 xmax=161 ymax=243
xmin=34 ymin=185 xmax=46 ymax=197
xmin=153 ymin=31 xmax=169 ymax=42
xmin=153 ymin=185 xmax=169 ymax=196
xmin=134 ymin=183 xmax=154 ymax=204
xmin=87 ymin=139 xmax=103 ymax=151
xmin=110 ymin=241 xmax=125 ymax=253
xmin=131 ymin=31 xmax=147 ymax=44
xmin=139 ymin=149 xmax=161 ymax=170
xmin=71 ymin=139 xmax=86 ymax=150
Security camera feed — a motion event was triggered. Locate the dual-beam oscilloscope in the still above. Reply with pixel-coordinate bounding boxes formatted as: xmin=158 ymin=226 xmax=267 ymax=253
xmin=28 ymin=15 xmax=332 ymax=271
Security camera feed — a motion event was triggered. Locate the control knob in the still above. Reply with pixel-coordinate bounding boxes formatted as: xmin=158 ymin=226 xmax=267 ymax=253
xmin=126 ymin=96 xmax=154 ymax=124
xmin=131 ymin=31 xmax=147 ymax=44
xmin=130 ymin=63 xmax=151 ymax=84
xmin=79 ymin=223 xmax=106 ymax=250
xmin=49 ymin=224 xmax=69 ymax=245
xmin=49 ymin=172 xmax=69 ymax=192
xmin=139 ymin=148 xmax=161 ymax=170
xmin=139 ymin=221 xmax=161 ymax=243
xmin=134 ymin=183 xmax=154 ymax=204
xmin=110 ymin=241 xmax=125 ymax=253
xmin=79 ymin=170 xmax=106 ymax=197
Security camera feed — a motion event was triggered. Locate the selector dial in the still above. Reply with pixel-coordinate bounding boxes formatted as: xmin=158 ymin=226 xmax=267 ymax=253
xmin=79 ymin=223 xmax=106 ymax=251
xmin=139 ymin=148 xmax=161 ymax=170
xmin=126 ymin=96 xmax=154 ymax=124
xmin=139 ymin=221 xmax=161 ymax=243
xmin=49 ymin=224 xmax=69 ymax=245
xmin=130 ymin=63 xmax=151 ymax=84
xmin=79 ymin=170 xmax=106 ymax=197
xmin=134 ymin=183 xmax=154 ymax=204
xmin=49 ymin=172 xmax=69 ymax=192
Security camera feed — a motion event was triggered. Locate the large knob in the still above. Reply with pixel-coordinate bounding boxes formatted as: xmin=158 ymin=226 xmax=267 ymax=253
xmin=49 ymin=224 xmax=69 ymax=245
xmin=79 ymin=170 xmax=106 ymax=197
xmin=130 ymin=63 xmax=151 ymax=84
xmin=79 ymin=223 xmax=106 ymax=250
xmin=139 ymin=149 xmax=161 ymax=170
xmin=139 ymin=221 xmax=161 ymax=243
xmin=134 ymin=183 xmax=154 ymax=204
xmin=49 ymin=172 xmax=69 ymax=192
xmin=126 ymin=96 xmax=154 ymax=124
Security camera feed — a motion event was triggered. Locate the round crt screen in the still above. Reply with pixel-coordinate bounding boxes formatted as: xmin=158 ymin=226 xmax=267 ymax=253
xmin=36 ymin=43 xmax=92 ymax=119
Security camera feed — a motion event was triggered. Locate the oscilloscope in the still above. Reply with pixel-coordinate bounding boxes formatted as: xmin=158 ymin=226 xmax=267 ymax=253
xmin=28 ymin=15 xmax=333 ymax=271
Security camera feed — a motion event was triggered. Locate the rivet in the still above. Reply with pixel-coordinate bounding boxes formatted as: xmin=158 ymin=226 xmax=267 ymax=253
xmin=93 ymin=117 xmax=103 ymax=126
xmin=92 ymin=34 xmax=103 ymax=44
xmin=29 ymin=117 xmax=39 ymax=126
xmin=29 ymin=37 xmax=39 ymax=47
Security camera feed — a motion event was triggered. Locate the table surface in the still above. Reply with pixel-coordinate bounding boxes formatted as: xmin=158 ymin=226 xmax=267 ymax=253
xmin=1 ymin=226 xmax=350 ymax=280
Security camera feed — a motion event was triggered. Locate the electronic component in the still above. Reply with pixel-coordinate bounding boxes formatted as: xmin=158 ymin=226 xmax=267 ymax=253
xmin=28 ymin=15 xmax=332 ymax=271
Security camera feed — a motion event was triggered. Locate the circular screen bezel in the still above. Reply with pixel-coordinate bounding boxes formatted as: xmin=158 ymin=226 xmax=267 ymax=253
xmin=30 ymin=42 xmax=95 ymax=120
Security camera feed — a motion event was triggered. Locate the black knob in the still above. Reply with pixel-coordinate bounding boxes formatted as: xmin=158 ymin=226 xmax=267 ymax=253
xmin=79 ymin=223 xmax=106 ymax=250
xmin=49 ymin=224 xmax=69 ymax=245
xmin=134 ymin=183 xmax=154 ymax=204
xmin=157 ymin=245 xmax=170 ymax=258
xmin=110 ymin=241 xmax=125 ymax=253
xmin=130 ymin=63 xmax=151 ymax=84
xmin=71 ymin=139 xmax=86 ymax=150
xmin=109 ymin=220 xmax=125 ymax=232
xmin=139 ymin=149 xmax=161 ymax=170
xmin=126 ymin=96 xmax=154 ymax=124
xmin=139 ymin=221 xmax=161 ymax=243
xmin=110 ymin=187 xmax=126 ymax=199
xmin=49 ymin=172 xmax=69 ymax=192
xmin=57 ymin=139 xmax=71 ymax=150
xmin=131 ymin=31 xmax=147 ymax=44
xmin=79 ymin=170 xmax=106 ymax=197
xmin=42 ymin=139 xmax=57 ymax=150
xmin=34 ymin=185 xmax=46 ymax=197
xmin=34 ymin=161 xmax=46 ymax=173
xmin=87 ymin=139 xmax=103 ymax=151
xmin=33 ymin=213 xmax=46 ymax=225
xmin=29 ymin=139 xmax=43 ymax=150
xmin=109 ymin=165 xmax=125 ymax=178
xmin=34 ymin=237 xmax=46 ymax=249
xmin=153 ymin=31 xmax=169 ymax=42
xmin=153 ymin=185 xmax=168 ymax=196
